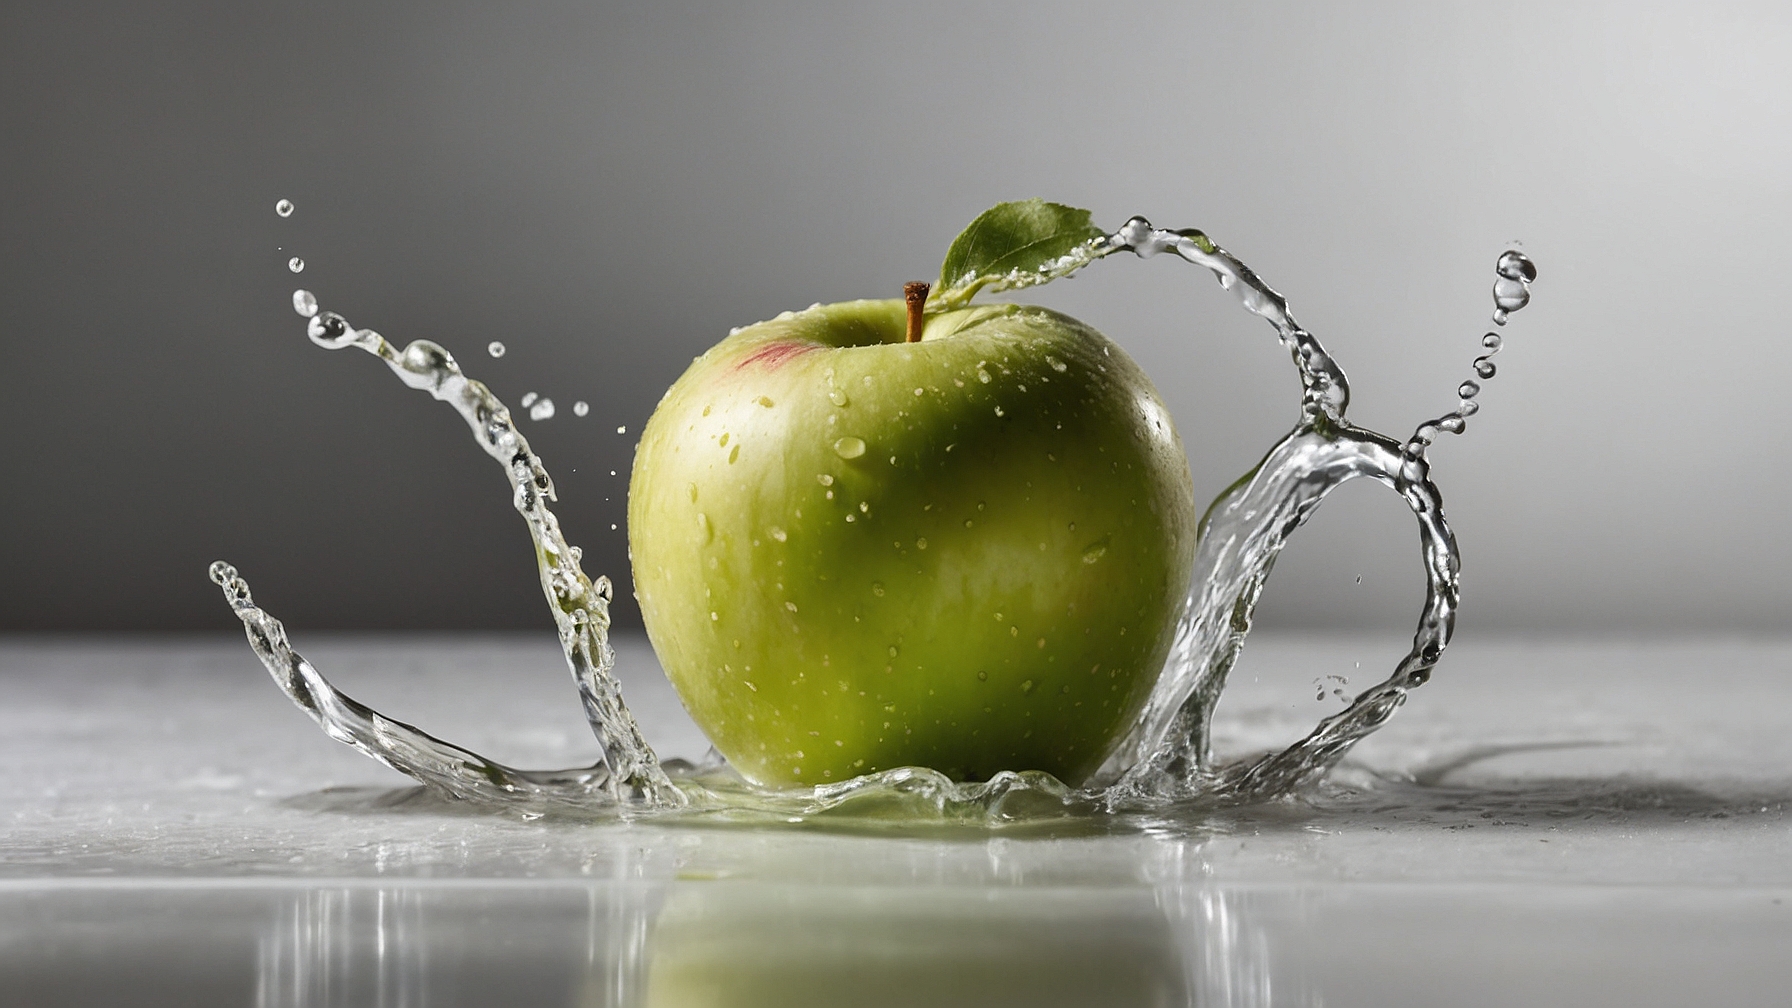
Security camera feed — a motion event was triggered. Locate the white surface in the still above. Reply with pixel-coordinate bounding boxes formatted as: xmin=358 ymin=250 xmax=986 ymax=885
xmin=3 ymin=631 xmax=1791 ymax=1005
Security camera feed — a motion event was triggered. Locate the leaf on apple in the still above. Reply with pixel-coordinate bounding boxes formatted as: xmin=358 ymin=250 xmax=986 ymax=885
xmin=932 ymin=200 xmax=1111 ymax=310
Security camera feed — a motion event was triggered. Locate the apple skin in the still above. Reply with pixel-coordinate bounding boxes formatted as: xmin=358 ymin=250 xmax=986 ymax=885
xmin=628 ymin=297 xmax=1196 ymax=787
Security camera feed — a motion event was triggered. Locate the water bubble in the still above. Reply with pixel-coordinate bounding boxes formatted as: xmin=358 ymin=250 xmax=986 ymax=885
xmin=291 ymin=289 xmax=318 ymax=318
xmin=1482 ymin=333 xmax=1503 ymax=351
xmin=488 ymin=342 xmax=506 ymax=358
xmin=288 ymin=257 xmax=304 ymax=273
xmin=521 ymin=392 xmax=539 ymax=407
xmin=529 ymin=398 xmax=555 ymax=421
xmin=1458 ymin=381 xmax=1480 ymax=399
xmin=1496 ymin=250 xmax=1537 ymax=282
xmin=275 ymin=199 xmax=294 ymax=217
xmin=832 ymin=436 xmax=867 ymax=459
xmin=828 ymin=390 xmax=848 ymax=407
xmin=1474 ymin=359 xmax=1497 ymax=379
xmin=616 ymin=426 xmax=627 ymax=435
xmin=572 ymin=401 xmax=589 ymax=417
xmin=1492 ymin=277 xmax=1530 ymax=313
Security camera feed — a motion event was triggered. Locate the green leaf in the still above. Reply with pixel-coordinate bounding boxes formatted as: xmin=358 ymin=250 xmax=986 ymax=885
xmin=933 ymin=200 xmax=1109 ymax=309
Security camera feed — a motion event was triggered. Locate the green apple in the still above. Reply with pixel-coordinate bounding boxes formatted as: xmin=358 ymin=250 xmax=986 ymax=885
xmin=628 ymin=202 xmax=1196 ymax=787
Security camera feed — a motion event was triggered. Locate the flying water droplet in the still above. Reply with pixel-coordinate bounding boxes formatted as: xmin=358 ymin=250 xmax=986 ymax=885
xmin=1458 ymin=381 xmax=1480 ymax=399
xmin=291 ymin=289 xmax=318 ymax=318
xmin=1474 ymin=359 xmax=1497 ymax=379
xmin=572 ymin=401 xmax=589 ymax=417
xmin=306 ymin=311 xmax=354 ymax=349
xmin=529 ymin=398 xmax=555 ymax=421
xmin=833 ymin=436 xmax=866 ymax=459
xmin=1492 ymin=277 xmax=1529 ymax=314
xmin=1496 ymin=250 xmax=1537 ymax=282
xmin=488 ymin=342 xmax=506 ymax=358
xmin=1482 ymin=333 xmax=1503 ymax=351
xmin=521 ymin=392 xmax=539 ymax=407
xmin=288 ymin=257 xmax=304 ymax=273
xmin=616 ymin=426 xmax=627 ymax=435
xmin=275 ymin=199 xmax=294 ymax=217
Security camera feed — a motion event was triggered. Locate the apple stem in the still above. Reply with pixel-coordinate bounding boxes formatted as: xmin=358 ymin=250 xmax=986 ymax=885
xmin=904 ymin=281 xmax=930 ymax=343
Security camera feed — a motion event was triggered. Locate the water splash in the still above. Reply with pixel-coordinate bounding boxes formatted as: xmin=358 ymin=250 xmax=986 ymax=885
xmin=215 ymin=221 xmax=1533 ymax=822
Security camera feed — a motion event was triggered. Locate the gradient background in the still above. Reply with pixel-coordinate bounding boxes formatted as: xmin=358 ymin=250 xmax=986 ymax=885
xmin=3 ymin=1 xmax=1788 ymax=636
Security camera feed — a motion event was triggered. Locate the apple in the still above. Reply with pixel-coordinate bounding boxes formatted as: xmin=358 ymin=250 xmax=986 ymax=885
xmin=627 ymin=202 xmax=1196 ymax=787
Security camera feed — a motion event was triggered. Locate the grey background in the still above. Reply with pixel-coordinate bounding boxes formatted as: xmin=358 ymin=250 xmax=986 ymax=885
xmin=3 ymin=1 xmax=1787 ymax=634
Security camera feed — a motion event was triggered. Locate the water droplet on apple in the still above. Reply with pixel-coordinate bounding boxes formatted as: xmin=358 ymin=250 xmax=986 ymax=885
xmin=976 ymin=671 xmax=987 ymax=681
xmin=887 ymin=645 xmax=898 ymax=658
xmin=487 ymin=341 xmax=506 ymax=358
xmin=871 ymin=582 xmax=884 ymax=596
xmin=687 ymin=483 xmax=698 ymax=502
xmin=1046 ymin=355 xmax=1068 ymax=373
xmin=976 ymin=368 xmax=992 ymax=384
xmin=769 ymin=526 xmax=787 ymax=542
xmin=755 ymin=395 xmax=775 ymax=408
xmin=572 ymin=401 xmax=589 ymax=416
xmin=828 ymin=390 xmax=848 ymax=407
xmin=832 ymin=437 xmax=866 ymax=459
xmin=1020 ymin=679 xmax=1035 ymax=694
xmin=521 ymin=392 xmax=539 ymax=407
xmin=785 ymin=601 xmax=798 ymax=612
xmin=292 ymin=289 xmax=318 ymax=317
xmin=709 ymin=611 xmax=719 ymax=621
xmin=1081 ymin=538 xmax=1110 ymax=564
xmin=993 ymin=406 xmax=1004 ymax=417
xmin=696 ymin=512 xmax=711 ymax=542
xmin=915 ymin=538 xmax=927 ymax=549
xmin=816 ymin=474 xmax=833 ymax=487
xmin=528 ymin=398 xmax=555 ymax=421
xmin=913 ymin=388 xmax=924 ymax=397
xmin=288 ymin=257 xmax=304 ymax=273
xmin=275 ymin=199 xmax=294 ymax=217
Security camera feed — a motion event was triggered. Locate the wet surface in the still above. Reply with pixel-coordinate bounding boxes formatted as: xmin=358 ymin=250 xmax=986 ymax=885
xmin=4 ymin=632 xmax=1791 ymax=1004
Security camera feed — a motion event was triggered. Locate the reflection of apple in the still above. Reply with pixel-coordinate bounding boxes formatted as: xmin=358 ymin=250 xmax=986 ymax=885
xmin=644 ymin=883 xmax=1185 ymax=1007
xmin=628 ymin=201 xmax=1196 ymax=787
